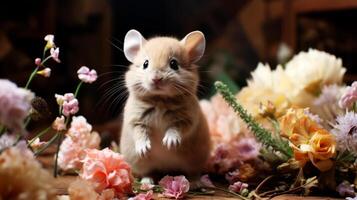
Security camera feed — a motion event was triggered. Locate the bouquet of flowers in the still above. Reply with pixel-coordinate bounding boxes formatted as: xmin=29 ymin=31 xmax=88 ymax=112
xmin=205 ymin=48 xmax=357 ymax=199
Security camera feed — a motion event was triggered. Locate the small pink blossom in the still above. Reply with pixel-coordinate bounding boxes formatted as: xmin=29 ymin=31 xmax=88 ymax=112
xmin=36 ymin=68 xmax=51 ymax=77
xmin=58 ymin=116 xmax=100 ymax=171
xmin=0 ymin=79 xmax=34 ymax=133
xmin=228 ymin=181 xmax=248 ymax=193
xmin=50 ymin=47 xmax=61 ymax=63
xmin=159 ymin=175 xmax=190 ymax=199
xmin=129 ymin=190 xmax=154 ymax=200
xmin=35 ymin=58 xmax=42 ymax=66
xmin=339 ymin=81 xmax=357 ymax=109
xmin=44 ymin=34 xmax=55 ymax=49
xmin=200 ymin=174 xmax=215 ymax=188
xmin=59 ymin=93 xmax=79 ymax=117
xmin=29 ymin=138 xmax=46 ymax=151
xmin=52 ymin=116 xmax=66 ymax=131
xmin=80 ymin=148 xmax=134 ymax=198
xmin=231 ymin=137 xmax=261 ymax=161
xmin=77 ymin=66 xmax=98 ymax=83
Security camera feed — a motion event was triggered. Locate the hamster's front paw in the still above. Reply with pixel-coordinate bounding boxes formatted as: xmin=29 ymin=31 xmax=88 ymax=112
xmin=163 ymin=128 xmax=182 ymax=149
xmin=135 ymin=137 xmax=151 ymax=157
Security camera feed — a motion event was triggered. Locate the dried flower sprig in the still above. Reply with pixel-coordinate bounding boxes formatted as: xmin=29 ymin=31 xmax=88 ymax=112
xmin=214 ymin=81 xmax=292 ymax=158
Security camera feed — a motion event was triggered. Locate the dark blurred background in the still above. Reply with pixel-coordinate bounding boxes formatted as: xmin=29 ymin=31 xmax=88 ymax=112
xmin=1 ymin=0 xmax=357 ymax=133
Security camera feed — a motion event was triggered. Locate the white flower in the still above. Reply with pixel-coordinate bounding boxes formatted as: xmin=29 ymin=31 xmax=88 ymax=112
xmin=331 ymin=112 xmax=357 ymax=154
xmin=50 ymin=47 xmax=61 ymax=63
xmin=44 ymin=34 xmax=55 ymax=49
xmin=285 ymin=49 xmax=346 ymax=95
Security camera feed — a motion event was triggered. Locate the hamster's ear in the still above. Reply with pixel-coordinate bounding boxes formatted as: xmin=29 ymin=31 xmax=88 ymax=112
xmin=180 ymin=31 xmax=206 ymax=63
xmin=124 ymin=29 xmax=146 ymax=62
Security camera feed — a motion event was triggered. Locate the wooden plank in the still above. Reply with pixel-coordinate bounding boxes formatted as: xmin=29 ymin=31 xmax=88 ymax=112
xmin=294 ymin=0 xmax=357 ymax=13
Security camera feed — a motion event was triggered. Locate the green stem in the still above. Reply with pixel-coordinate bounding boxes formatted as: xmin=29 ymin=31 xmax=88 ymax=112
xmin=41 ymin=55 xmax=52 ymax=65
xmin=28 ymin=126 xmax=51 ymax=146
xmin=214 ymin=81 xmax=292 ymax=158
xmin=25 ymin=66 xmax=39 ymax=89
xmin=53 ymin=132 xmax=63 ymax=177
xmin=24 ymin=117 xmax=31 ymax=128
xmin=34 ymin=133 xmax=59 ymax=156
xmin=74 ymin=81 xmax=83 ymax=97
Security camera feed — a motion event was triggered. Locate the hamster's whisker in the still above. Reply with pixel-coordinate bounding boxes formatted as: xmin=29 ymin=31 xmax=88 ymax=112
xmin=96 ymin=86 xmax=128 ymax=113
xmin=97 ymin=78 xmax=124 ymax=90
xmin=110 ymin=37 xmax=123 ymax=45
xmin=107 ymin=39 xmax=124 ymax=52
xmin=174 ymin=83 xmax=195 ymax=98
xmin=97 ymin=71 xmax=123 ymax=78
xmin=107 ymin=90 xmax=128 ymax=113
xmin=98 ymin=84 xmax=126 ymax=105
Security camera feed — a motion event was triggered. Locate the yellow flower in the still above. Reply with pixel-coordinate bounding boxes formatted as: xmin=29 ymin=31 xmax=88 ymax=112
xmin=279 ymin=108 xmax=336 ymax=171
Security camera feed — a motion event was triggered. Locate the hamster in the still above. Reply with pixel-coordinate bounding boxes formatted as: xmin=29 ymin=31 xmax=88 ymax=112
xmin=119 ymin=29 xmax=211 ymax=178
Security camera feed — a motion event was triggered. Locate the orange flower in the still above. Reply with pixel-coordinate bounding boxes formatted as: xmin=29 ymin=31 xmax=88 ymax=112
xmin=279 ymin=108 xmax=336 ymax=171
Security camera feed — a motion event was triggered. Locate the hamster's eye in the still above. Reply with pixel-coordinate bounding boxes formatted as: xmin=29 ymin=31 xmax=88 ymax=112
xmin=169 ymin=59 xmax=179 ymax=70
xmin=143 ymin=60 xmax=149 ymax=69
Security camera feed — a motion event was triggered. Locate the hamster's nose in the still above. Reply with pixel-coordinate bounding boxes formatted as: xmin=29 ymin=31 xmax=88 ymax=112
xmin=152 ymin=77 xmax=163 ymax=85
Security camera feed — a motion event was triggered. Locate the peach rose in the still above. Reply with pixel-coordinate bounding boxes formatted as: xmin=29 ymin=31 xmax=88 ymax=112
xmin=279 ymin=108 xmax=336 ymax=171
xmin=80 ymin=148 xmax=134 ymax=198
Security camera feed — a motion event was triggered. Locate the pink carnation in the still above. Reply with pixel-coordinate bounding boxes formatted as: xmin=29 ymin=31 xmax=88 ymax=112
xmin=58 ymin=116 xmax=100 ymax=171
xmin=200 ymin=95 xmax=241 ymax=143
xmin=129 ymin=190 xmax=154 ymax=200
xmin=231 ymin=137 xmax=261 ymax=161
xmin=77 ymin=66 xmax=98 ymax=83
xmin=57 ymin=93 xmax=79 ymax=117
xmin=80 ymin=148 xmax=134 ymax=198
xmin=228 ymin=181 xmax=248 ymax=193
xmin=339 ymin=81 xmax=357 ymax=109
xmin=0 ymin=79 xmax=34 ymax=133
xmin=159 ymin=175 xmax=190 ymax=199
xmin=200 ymin=174 xmax=215 ymax=188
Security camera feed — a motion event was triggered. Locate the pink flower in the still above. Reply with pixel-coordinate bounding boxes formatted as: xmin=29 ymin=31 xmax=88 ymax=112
xmin=34 ymin=58 xmax=42 ymax=66
xmin=77 ymin=66 xmax=98 ymax=83
xmin=129 ymin=190 xmax=154 ymax=200
xmin=36 ymin=68 xmax=51 ymax=77
xmin=228 ymin=181 xmax=248 ymax=193
xmin=0 ymin=79 xmax=34 ymax=133
xmin=200 ymin=95 xmax=241 ymax=144
xmin=59 ymin=93 xmax=79 ymax=117
xmin=44 ymin=34 xmax=55 ymax=49
xmin=200 ymin=174 xmax=215 ymax=188
xmin=52 ymin=116 xmax=66 ymax=131
xmin=80 ymin=148 xmax=134 ymax=198
xmin=159 ymin=175 xmax=190 ymax=199
xmin=0 ymin=133 xmax=16 ymax=150
xmin=58 ymin=116 xmax=100 ymax=171
xmin=231 ymin=137 xmax=261 ymax=161
xmin=50 ymin=47 xmax=61 ymax=63
xmin=339 ymin=81 xmax=357 ymax=109
xmin=29 ymin=138 xmax=46 ymax=151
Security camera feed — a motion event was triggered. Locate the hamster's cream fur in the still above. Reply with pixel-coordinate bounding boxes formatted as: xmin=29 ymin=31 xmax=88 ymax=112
xmin=120 ymin=30 xmax=211 ymax=177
